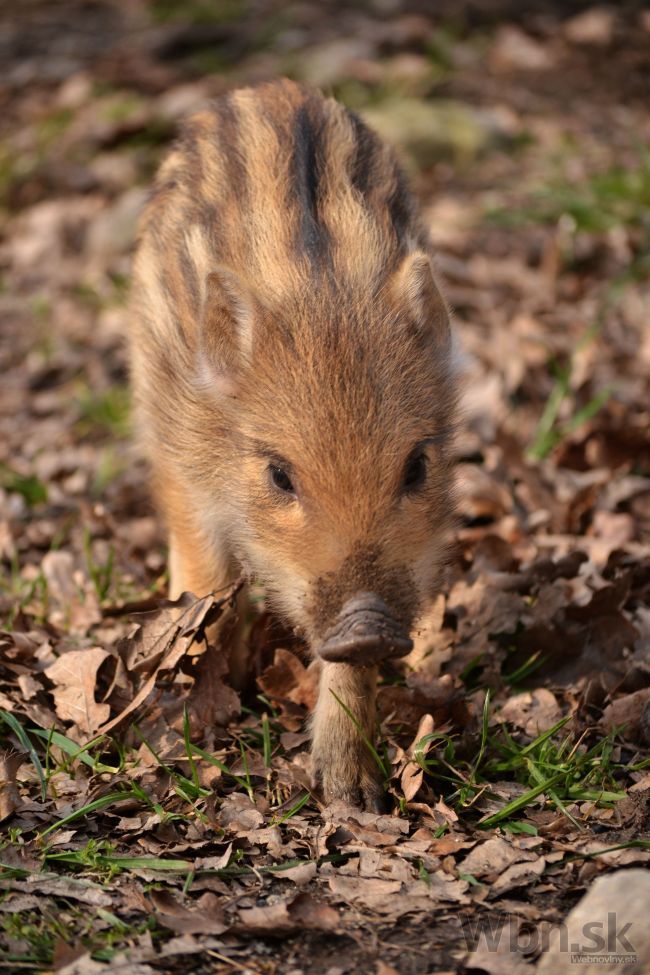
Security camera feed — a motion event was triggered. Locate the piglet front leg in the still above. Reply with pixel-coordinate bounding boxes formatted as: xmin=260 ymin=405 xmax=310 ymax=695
xmin=311 ymin=662 xmax=383 ymax=811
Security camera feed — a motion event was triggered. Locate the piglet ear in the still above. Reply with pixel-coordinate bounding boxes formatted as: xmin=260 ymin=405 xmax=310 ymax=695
xmin=198 ymin=267 xmax=260 ymax=395
xmin=389 ymin=251 xmax=449 ymax=343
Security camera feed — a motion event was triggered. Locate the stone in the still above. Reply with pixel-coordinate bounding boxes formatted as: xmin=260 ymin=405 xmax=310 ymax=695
xmin=537 ymin=868 xmax=650 ymax=973
xmin=565 ymin=8 xmax=615 ymax=46
xmin=490 ymin=26 xmax=554 ymax=72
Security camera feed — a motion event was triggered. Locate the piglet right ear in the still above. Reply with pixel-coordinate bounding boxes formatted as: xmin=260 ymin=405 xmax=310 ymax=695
xmin=389 ymin=251 xmax=449 ymax=345
xmin=198 ymin=267 xmax=260 ymax=394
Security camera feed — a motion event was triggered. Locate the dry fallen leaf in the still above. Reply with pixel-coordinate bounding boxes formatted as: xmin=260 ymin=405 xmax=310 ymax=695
xmin=237 ymin=892 xmax=338 ymax=934
xmin=570 ymin=840 xmax=650 ymax=868
xmin=376 ymin=962 xmax=401 ymax=975
xmin=0 ymin=749 xmax=25 ymax=821
xmin=457 ymin=836 xmax=538 ymax=880
xmin=328 ymin=875 xmax=402 ymax=912
xmin=186 ymin=643 xmax=240 ymax=729
xmin=601 ymin=688 xmax=650 ymax=741
xmin=98 ymin=587 xmax=240 ymax=735
xmin=7 ymin=876 xmax=113 ymax=907
xmin=496 ymin=689 xmax=563 ymax=736
xmin=150 ymin=890 xmax=227 ymax=935
xmin=328 ymin=871 xmax=469 ymax=915
xmin=51 ymin=941 xmax=88 ymax=972
xmin=400 ymin=713 xmax=435 ymax=802
xmin=57 ymin=955 xmax=155 ymax=975
xmin=277 ymin=861 xmax=317 ymax=885
xmin=218 ymin=793 xmax=265 ymax=833
xmin=258 ymin=648 xmax=320 ymax=711
xmin=45 ymin=647 xmax=111 ymax=735
xmin=488 ymin=857 xmax=546 ymax=898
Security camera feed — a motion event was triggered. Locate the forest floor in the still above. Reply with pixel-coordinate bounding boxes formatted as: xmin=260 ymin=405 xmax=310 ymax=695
xmin=0 ymin=2 xmax=649 ymax=973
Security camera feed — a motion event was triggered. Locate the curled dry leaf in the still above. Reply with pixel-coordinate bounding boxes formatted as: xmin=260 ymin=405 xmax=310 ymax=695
xmin=218 ymin=793 xmax=265 ymax=833
xmin=400 ymin=713 xmax=435 ymax=802
xmin=150 ymin=890 xmax=227 ymax=936
xmin=194 ymin=842 xmax=233 ymax=872
xmin=601 ymin=688 xmax=650 ymax=742
xmin=98 ymin=585 xmax=241 ymax=735
xmin=487 ymin=857 xmax=546 ymax=898
xmin=187 ymin=643 xmax=240 ymax=729
xmin=51 ymin=942 xmax=88 ymax=972
xmin=0 ymin=749 xmax=25 ymax=821
xmin=433 ymin=797 xmax=459 ymax=825
xmin=237 ymin=892 xmax=338 ymax=934
xmin=399 ymin=765 xmax=424 ymax=804
xmin=278 ymin=861 xmax=318 ymax=885
xmin=258 ymin=648 xmax=320 ymax=711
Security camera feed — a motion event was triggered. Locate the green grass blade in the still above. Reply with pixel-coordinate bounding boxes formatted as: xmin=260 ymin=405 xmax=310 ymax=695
xmin=560 ymin=385 xmax=613 ymax=440
xmin=517 ymin=716 xmax=573 ymax=757
xmin=188 ymin=743 xmax=252 ymax=793
xmin=478 ymin=770 xmax=567 ymax=829
xmin=262 ymin=713 xmax=272 ymax=769
xmin=563 ymin=840 xmax=650 ymax=863
xmin=502 ymin=651 xmax=544 ymax=685
xmin=0 ymin=709 xmax=46 ymax=801
xmin=526 ymin=758 xmax=580 ymax=828
xmin=568 ymin=788 xmax=627 ymax=803
xmin=468 ymin=689 xmax=491 ymax=784
xmin=47 ymin=852 xmax=195 ymax=871
xmin=271 ymin=791 xmax=311 ymax=825
xmin=30 ymin=728 xmax=118 ymax=773
xmin=133 ymin=723 xmax=208 ymax=800
xmin=39 ymin=790 xmax=138 ymax=837
xmin=238 ymin=740 xmax=254 ymax=800
xmin=527 ymin=368 xmax=570 ymax=460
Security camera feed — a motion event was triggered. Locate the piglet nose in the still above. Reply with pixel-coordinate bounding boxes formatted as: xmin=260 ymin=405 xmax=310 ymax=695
xmin=318 ymin=592 xmax=413 ymax=666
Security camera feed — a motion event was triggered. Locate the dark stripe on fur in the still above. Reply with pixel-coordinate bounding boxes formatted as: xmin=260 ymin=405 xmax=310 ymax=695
xmin=348 ymin=109 xmax=380 ymax=195
xmin=386 ymin=166 xmax=413 ymax=242
xmin=290 ymin=103 xmax=326 ymax=264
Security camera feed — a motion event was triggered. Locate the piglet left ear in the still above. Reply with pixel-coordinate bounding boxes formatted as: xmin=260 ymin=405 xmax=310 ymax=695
xmin=389 ymin=250 xmax=449 ymax=343
xmin=196 ymin=266 xmax=262 ymax=398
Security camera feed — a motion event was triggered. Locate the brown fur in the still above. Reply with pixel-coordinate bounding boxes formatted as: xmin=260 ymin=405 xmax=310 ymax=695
xmin=130 ymin=79 xmax=457 ymax=808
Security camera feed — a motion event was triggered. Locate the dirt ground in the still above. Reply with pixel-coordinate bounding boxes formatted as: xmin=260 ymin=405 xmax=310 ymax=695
xmin=0 ymin=2 xmax=649 ymax=973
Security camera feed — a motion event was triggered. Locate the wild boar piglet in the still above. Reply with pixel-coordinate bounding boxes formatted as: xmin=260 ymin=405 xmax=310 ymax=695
xmin=130 ymin=78 xmax=457 ymax=809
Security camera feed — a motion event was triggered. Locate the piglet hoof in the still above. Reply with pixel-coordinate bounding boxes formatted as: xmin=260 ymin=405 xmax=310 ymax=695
xmin=318 ymin=762 xmax=387 ymax=816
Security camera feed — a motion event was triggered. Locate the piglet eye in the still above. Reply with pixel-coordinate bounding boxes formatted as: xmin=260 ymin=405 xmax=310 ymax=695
xmin=269 ymin=464 xmax=295 ymax=495
xmin=403 ymin=451 xmax=427 ymax=493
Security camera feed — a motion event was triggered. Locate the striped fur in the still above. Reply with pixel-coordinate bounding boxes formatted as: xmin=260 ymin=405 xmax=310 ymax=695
xmin=130 ymin=79 xmax=457 ymax=809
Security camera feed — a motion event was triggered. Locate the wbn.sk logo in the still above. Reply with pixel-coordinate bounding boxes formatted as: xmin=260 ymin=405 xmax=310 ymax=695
xmin=461 ymin=911 xmax=637 ymax=963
